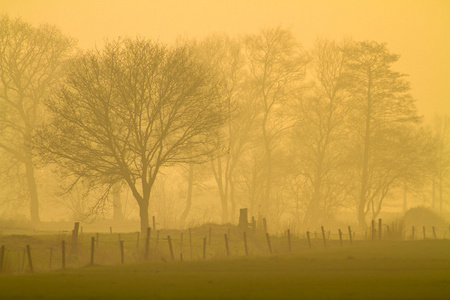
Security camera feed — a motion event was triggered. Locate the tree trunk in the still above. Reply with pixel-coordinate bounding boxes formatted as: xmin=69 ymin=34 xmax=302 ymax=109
xmin=24 ymin=157 xmax=40 ymax=225
xmin=139 ymin=200 xmax=149 ymax=234
xmin=180 ymin=164 xmax=194 ymax=223
xmin=112 ymin=183 xmax=124 ymax=224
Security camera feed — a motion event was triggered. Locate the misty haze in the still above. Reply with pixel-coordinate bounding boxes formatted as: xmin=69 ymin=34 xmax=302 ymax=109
xmin=0 ymin=1 xmax=449 ymax=299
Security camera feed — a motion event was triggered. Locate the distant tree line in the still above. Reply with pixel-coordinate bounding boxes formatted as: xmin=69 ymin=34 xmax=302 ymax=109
xmin=0 ymin=15 xmax=448 ymax=232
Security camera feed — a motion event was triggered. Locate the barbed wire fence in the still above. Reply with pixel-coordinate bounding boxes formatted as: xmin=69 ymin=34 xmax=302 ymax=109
xmin=0 ymin=218 xmax=449 ymax=274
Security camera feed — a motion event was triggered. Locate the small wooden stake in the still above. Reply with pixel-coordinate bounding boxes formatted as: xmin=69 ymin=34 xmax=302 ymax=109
xmin=0 ymin=245 xmax=5 ymax=272
xmin=266 ymin=233 xmax=272 ymax=255
xmin=61 ymin=240 xmax=66 ymax=269
xmin=168 ymin=236 xmax=174 ymax=261
xmin=338 ymin=229 xmax=343 ymax=246
xmin=432 ymin=226 xmax=437 ymax=240
xmin=321 ymin=226 xmax=327 ymax=247
xmin=26 ymin=245 xmax=33 ymax=273
xmin=145 ymin=227 xmax=151 ymax=260
xmin=306 ymin=231 xmax=312 ymax=249
xmin=348 ymin=226 xmax=353 ymax=245
xmin=180 ymin=253 xmax=183 ymax=262
xmin=224 ymin=233 xmax=230 ymax=257
xmin=152 ymin=216 xmax=156 ymax=230
xmin=243 ymin=232 xmax=248 ymax=256
xmin=287 ymin=229 xmax=292 ymax=253
xmin=202 ymin=237 xmax=207 ymax=260
xmin=90 ymin=237 xmax=95 ymax=265
xmin=120 ymin=241 xmax=124 ymax=264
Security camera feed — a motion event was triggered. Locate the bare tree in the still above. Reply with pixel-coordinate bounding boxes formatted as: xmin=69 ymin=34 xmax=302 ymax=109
xmin=244 ymin=27 xmax=308 ymax=217
xmin=345 ymin=41 xmax=420 ymax=227
xmin=0 ymin=15 xmax=74 ymax=224
xmin=36 ymin=38 xmax=226 ymax=233
xmin=291 ymin=39 xmax=351 ymax=227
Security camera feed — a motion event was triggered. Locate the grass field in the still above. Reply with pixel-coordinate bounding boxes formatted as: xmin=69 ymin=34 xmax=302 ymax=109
xmin=0 ymin=240 xmax=449 ymax=299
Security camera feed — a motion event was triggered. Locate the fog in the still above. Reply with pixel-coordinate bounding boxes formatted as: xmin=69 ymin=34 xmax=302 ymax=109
xmin=0 ymin=1 xmax=449 ymax=299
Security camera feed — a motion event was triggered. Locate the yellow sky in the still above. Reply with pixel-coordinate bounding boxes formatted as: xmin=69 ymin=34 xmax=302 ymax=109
xmin=1 ymin=0 xmax=449 ymax=121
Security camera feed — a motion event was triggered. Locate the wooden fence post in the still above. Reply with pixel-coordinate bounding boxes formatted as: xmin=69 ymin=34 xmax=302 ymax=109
xmin=339 ymin=229 xmax=343 ymax=246
xmin=152 ymin=216 xmax=156 ymax=230
xmin=120 ymin=241 xmax=124 ymax=264
xmin=371 ymin=220 xmax=376 ymax=241
xmin=321 ymin=226 xmax=327 ymax=247
xmin=96 ymin=233 xmax=99 ymax=247
xmin=71 ymin=222 xmax=80 ymax=254
xmin=348 ymin=226 xmax=353 ymax=245
xmin=168 ymin=236 xmax=174 ymax=261
xmin=266 ymin=233 xmax=272 ymax=255
xmin=90 ymin=237 xmax=95 ymax=265
xmin=306 ymin=231 xmax=311 ymax=249
xmin=0 ymin=245 xmax=4 ymax=272
xmin=26 ymin=245 xmax=33 ymax=273
xmin=432 ymin=226 xmax=437 ymax=240
xmin=224 ymin=233 xmax=230 ymax=257
xmin=378 ymin=219 xmax=382 ymax=240
xmin=62 ymin=240 xmax=66 ymax=269
xmin=287 ymin=229 xmax=292 ymax=253
xmin=202 ymin=237 xmax=207 ymax=260
xmin=423 ymin=226 xmax=426 ymax=240
xmin=243 ymin=232 xmax=248 ymax=256
xmin=145 ymin=227 xmax=151 ymax=260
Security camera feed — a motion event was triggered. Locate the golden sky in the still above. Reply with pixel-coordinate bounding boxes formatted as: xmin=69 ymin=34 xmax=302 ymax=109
xmin=1 ymin=0 xmax=449 ymax=121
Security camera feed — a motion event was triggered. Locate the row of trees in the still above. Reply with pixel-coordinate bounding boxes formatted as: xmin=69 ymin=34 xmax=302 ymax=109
xmin=0 ymin=15 xmax=448 ymax=232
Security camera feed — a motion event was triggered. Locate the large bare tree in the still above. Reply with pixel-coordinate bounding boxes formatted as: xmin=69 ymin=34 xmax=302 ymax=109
xmin=0 ymin=15 xmax=74 ymax=224
xmin=37 ymin=39 xmax=226 ymax=233
xmin=345 ymin=41 xmax=420 ymax=228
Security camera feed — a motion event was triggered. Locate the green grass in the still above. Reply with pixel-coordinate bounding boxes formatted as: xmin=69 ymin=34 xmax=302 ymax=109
xmin=0 ymin=240 xmax=449 ymax=299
